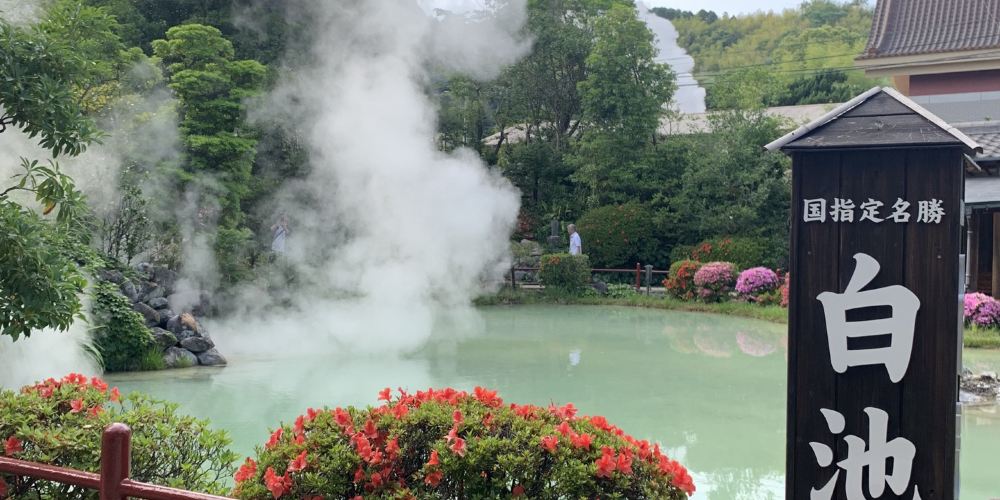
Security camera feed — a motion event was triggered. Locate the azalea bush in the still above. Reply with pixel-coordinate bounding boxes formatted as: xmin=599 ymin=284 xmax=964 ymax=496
xmin=234 ymin=387 xmax=694 ymax=499
xmin=539 ymin=253 xmax=591 ymax=294
xmin=687 ymin=237 xmax=772 ymax=270
xmin=735 ymin=267 xmax=781 ymax=304
xmin=663 ymin=260 xmax=700 ymax=300
xmin=693 ymin=261 xmax=736 ymax=302
xmin=965 ymin=292 xmax=1000 ymax=328
xmin=780 ymin=273 xmax=790 ymax=308
xmin=0 ymin=374 xmax=236 ymax=498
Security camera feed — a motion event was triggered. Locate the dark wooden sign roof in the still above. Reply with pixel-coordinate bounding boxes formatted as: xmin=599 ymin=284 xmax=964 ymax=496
xmin=765 ymin=87 xmax=982 ymax=152
xmin=859 ymin=0 xmax=1000 ymax=60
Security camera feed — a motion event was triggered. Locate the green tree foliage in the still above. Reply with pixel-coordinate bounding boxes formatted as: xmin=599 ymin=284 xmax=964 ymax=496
xmin=92 ymin=281 xmax=154 ymax=371
xmin=153 ymin=24 xmax=266 ymax=284
xmin=576 ymin=203 xmax=658 ymax=268
xmin=672 ymin=0 xmax=878 ymax=108
xmin=1 ymin=374 xmax=237 ymax=497
xmin=572 ymin=3 xmax=675 ymax=206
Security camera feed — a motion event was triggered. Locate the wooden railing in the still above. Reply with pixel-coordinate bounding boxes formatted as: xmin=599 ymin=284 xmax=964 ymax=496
xmin=0 ymin=423 xmax=233 ymax=500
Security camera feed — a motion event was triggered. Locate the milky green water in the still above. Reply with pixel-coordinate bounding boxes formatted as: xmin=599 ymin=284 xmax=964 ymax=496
xmin=106 ymin=305 xmax=1000 ymax=499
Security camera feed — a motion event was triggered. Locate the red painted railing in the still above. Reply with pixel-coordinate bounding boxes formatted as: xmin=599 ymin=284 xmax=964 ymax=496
xmin=0 ymin=423 xmax=233 ymax=500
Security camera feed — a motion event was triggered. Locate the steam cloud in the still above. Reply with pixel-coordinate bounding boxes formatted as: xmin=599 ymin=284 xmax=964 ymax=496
xmin=213 ymin=0 xmax=528 ymax=355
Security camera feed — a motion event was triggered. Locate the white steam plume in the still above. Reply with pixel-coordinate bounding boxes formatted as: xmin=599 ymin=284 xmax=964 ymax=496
xmin=216 ymin=0 xmax=528 ymax=355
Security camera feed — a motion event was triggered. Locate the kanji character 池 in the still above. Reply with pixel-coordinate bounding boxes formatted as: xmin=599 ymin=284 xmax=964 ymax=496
xmin=816 ymin=252 xmax=920 ymax=383
xmin=810 ymin=407 xmax=921 ymax=500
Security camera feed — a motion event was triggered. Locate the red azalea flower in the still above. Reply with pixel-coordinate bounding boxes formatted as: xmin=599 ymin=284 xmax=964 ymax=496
xmin=0 ymin=476 xmax=7 ymax=497
xmin=555 ymin=421 xmax=572 ymax=437
xmin=512 ymin=484 xmax=525 ymax=496
xmin=452 ymin=410 xmax=463 ymax=426
xmin=263 ymin=467 xmax=291 ymax=499
xmin=4 ymin=436 xmax=23 ymax=456
xmin=426 ymin=449 xmax=440 ymax=467
xmin=88 ymin=405 xmax=104 ymax=418
xmin=481 ymin=412 xmax=494 ymax=429
xmin=370 ymin=471 xmax=383 ymax=488
xmin=306 ymin=407 xmax=319 ymax=421
xmin=363 ymin=419 xmax=378 ymax=438
xmin=334 ymin=408 xmax=353 ymax=431
xmin=69 ymin=398 xmax=84 ymax=414
xmin=265 ymin=428 xmax=284 ymax=449
xmin=595 ymin=447 xmax=616 ymax=479
xmin=90 ymin=377 xmax=108 ymax=392
xmin=234 ymin=458 xmax=257 ymax=483
xmin=445 ymin=426 xmax=459 ymax=444
xmin=616 ymin=449 xmax=633 ymax=475
xmin=353 ymin=466 xmax=365 ymax=484
xmin=109 ymin=387 xmax=121 ymax=403
xmin=424 ymin=470 xmax=443 ymax=487
xmin=378 ymin=387 xmax=392 ymax=401
xmin=294 ymin=432 xmax=305 ymax=445
xmin=293 ymin=415 xmax=305 ymax=434
xmin=386 ymin=438 xmax=400 ymax=461
xmin=392 ymin=403 xmax=409 ymax=419
xmin=540 ymin=435 xmax=558 ymax=454
xmin=473 ymin=386 xmax=502 ymax=407
xmin=571 ymin=433 xmax=592 ymax=449
xmin=287 ymin=450 xmax=308 ymax=473
xmin=449 ymin=437 xmax=466 ymax=456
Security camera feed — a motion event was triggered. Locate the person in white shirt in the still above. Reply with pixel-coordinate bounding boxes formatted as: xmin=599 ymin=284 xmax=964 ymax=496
xmin=568 ymin=224 xmax=582 ymax=255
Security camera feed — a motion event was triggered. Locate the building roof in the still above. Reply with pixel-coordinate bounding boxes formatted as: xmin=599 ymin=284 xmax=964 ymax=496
xmin=765 ymin=87 xmax=981 ymax=152
xmin=966 ymin=176 xmax=1000 ymax=209
xmin=956 ymin=122 xmax=1000 ymax=161
xmin=860 ymin=0 xmax=1000 ymax=60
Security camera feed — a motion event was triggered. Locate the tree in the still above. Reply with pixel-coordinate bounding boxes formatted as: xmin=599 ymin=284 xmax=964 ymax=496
xmin=152 ymin=24 xmax=266 ymax=284
xmin=0 ymin=10 xmax=113 ymax=340
xmin=572 ymin=3 xmax=675 ymax=206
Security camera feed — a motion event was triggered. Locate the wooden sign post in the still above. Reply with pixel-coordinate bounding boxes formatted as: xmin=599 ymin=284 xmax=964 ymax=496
xmin=767 ymin=87 xmax=981 ymax=500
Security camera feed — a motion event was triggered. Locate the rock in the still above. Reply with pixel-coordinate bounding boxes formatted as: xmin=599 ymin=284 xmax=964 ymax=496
xmin=148 ymin=297 xmax=170 ymax=310
xmin=591 ymin=281 xmax=609 ymax=295
xmin=180 ymin=336 xmax=214 ymax=353
xmin=97 ymin=269 xmax=126 ymax=284
xmin=144 ymin=286 xmax=166 ymax=302
xmin=166 ymin=315 xmax=183 ymax=334
xmin=136 ymin=262 xmax=153 ymax=276
xmin=176 ymin=329 xmax=198 ymax=342
xmin=157 ymin=309 xmax=175 ymax=328
xmin=150 ymin=328 xmax=177 ymax=349
xmin=163 ymin=347 xmax=198 ymax=369
xmin=152 ymin=266 xmax=179 ymax=291
xmin=960 ymin=390 xmax=984 ymax=404
xmin=962 ymin=367 xmax=973 ymax=377
xmin=982 ymin=371 xmax=997 ymax=381
xmin=197 ymin=348 xmax=227 ymax=366
xmin=179 ymin=312 xmax=200 ymax=333
xmin=120 ymin=281 xmax=139 ymax=303
xmin=132 ymin=302 xmax=160 ymax=327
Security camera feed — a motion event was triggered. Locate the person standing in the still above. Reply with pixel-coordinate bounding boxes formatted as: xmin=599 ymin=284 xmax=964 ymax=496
xmin=271 ymin=213 xmax=289 ymax=255
xmin=568 ymin=224 xmax=582 ymax=255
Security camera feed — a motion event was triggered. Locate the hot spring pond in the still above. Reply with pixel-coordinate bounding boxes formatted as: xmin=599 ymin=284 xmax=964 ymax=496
xmin=107 ymin=305 xmax=1000 ymax=499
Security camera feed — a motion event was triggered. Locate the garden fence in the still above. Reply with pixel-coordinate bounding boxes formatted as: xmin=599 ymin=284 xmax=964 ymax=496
xmin=0 ymin=423 xmax=233 ymax=500
xmin=509 ymin=263 xmax=669 ymax=294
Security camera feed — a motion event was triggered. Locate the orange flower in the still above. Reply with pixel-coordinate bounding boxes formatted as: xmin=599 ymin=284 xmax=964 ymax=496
xmin=378 ymin=387 xmax=392 ymax=401
xmin=263 ymin=467 xmax=291 ymax=498
xmin=449 ymin=437 xmax=466 ymax=456
xmin=426 ymin=449 xmax=440 ymax=467
xmin=90 ymin=377 xmax=108 ymax=392
xmin=109 ymin=387 xmax=121 ymax=403
xmin=265 ymin=428 xmax=283 ymax=449
xmin=69 ymin=398 xmax=84 ymax=413
xmin=571 ymin=433 xmax=592 ymax=449
xmin=88 ymin=405 xmax=104 ymax=418
xmin=234 ymin=458 xmax=257 ymax=483
xmin=424 ymin=469 xmax=443 ymax=487
xmin=595 ymin=447 xmax=616 ymax=479
xmin=452 ymin=410 xmax=463 ymax=426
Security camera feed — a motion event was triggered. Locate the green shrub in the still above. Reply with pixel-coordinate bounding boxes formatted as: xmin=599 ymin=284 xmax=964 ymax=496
xmin=576 ymin=203 xmax=658 ymax=268
xmin=688 ymin=237 xmax=771 ymax=270
xmin=0 ymin=374 xmax=237 ymax=498
xmin=663 ymin=260 xmax=700 ymax=301
xmin=233 ymin=387 xmax=695 ymax=499
xmin=92 ymin=281 xmax=154 ymax=372
xmin=693 ymin=262 xmax=737 ymax=302
xmin=539 ymin=253 xmax=591 ymax=294
xmin=607 ymin=283 xmax=641 ymax=298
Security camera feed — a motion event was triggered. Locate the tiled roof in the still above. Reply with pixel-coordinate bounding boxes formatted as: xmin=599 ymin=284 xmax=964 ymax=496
xmin=957 ymin=122 xmax=1000 ymax=160
xmin=860 ymin=0 xmax=1000 ymax=59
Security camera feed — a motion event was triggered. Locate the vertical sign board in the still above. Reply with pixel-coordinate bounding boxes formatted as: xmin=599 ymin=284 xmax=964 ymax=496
xmin=767 ymin=88 xmax=979 ymax=500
